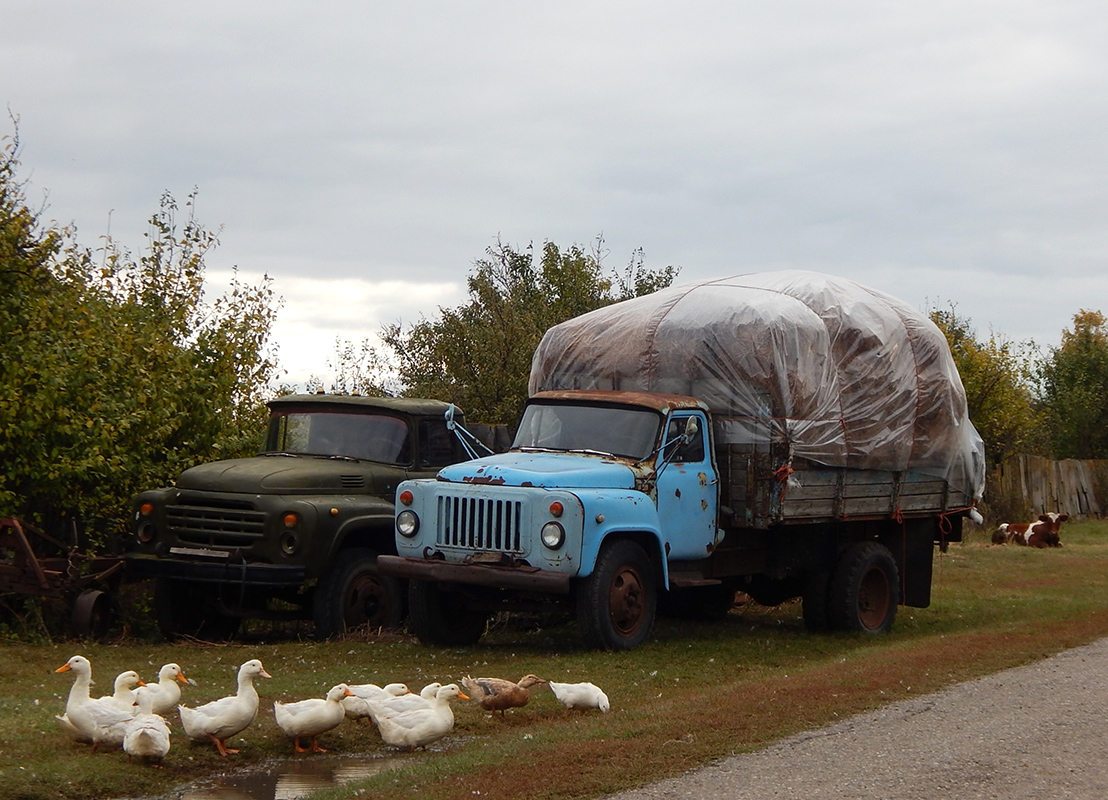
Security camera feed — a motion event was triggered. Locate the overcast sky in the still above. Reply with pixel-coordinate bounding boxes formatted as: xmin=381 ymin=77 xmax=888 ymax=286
xmin=4 ymin=2 xmax=1107 ymax=388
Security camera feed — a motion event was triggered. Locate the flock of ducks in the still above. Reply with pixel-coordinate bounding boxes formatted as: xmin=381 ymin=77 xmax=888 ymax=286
xmin=55 ymin=655 xmax=609 ymax=765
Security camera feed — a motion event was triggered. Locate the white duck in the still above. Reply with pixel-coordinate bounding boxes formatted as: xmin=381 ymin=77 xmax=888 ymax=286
xmin=178 ymin=659 xmax=272 ymax=756
xmin=342 ymin=682 xmax=410 ymax=721
xmin=274 ymin=683 xmax=355 ymax=752
xmin=98 ymin=670 xmax=146 ymax=711
xmin=381 ymin=682 xmax=443 ymax=713
xmin=548 ymin=681 xmax=610 ymax=712
xmin=123 ymin=690 xmax=172 ymax=765
xmin=135 ymin=663 xmax=192 ymax=716
xmin=55 ymin=655 xmax=135 ymax=749
xmin=368 ymin=683 xmax=468 ymax=751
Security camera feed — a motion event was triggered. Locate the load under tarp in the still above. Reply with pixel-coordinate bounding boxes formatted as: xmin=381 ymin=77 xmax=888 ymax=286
xmin=529 ymin=270 xmax=985 ymax=501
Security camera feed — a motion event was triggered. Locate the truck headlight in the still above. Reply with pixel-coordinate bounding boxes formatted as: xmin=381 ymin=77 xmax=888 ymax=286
xmin=136 ymin=521 xmax=156 ymax=543
xmin=540 ymin=521 xmax=565 ymax=550
xmin=397 ymin=510 xmax=420 ymax=538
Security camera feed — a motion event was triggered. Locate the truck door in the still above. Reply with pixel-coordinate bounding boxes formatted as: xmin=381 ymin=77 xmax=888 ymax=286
xmin=656 ymin=411 xmax=719 ymax=560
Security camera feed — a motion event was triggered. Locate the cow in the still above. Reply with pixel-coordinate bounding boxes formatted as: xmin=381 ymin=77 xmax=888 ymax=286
xmin=991 ymin=512 xmax=1069 ymax=548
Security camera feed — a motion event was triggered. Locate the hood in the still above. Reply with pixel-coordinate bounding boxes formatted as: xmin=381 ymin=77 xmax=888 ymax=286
xmin=437 ymin=451 xmax=637 ymax=489
xmin=176 ymin=455 xmax=392 ymax=494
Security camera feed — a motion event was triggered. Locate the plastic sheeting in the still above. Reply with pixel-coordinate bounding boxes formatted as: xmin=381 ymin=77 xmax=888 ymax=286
xmin=529 ymin=271 xmax=985 ymax=501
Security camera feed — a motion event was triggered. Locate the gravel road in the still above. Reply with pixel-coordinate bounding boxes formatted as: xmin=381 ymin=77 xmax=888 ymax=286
xmin=607 ymin=637 xmax=1108 ymax=800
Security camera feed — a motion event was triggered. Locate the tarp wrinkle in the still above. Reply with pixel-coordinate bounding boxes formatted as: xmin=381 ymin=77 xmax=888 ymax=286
xmin=528 ymin=270 xmax=985 ymax=501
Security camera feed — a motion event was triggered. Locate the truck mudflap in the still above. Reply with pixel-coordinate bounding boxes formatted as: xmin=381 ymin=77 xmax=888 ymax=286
xmin=377 ymin=554 xmax=572 ymax=594
xmin=124 ymin=554 xmax=307 ymax=587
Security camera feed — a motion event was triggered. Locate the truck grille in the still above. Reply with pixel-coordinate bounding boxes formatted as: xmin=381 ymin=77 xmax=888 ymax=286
xmin=435 ymin=495 xmax=524 ymax=553
xmin=167 ymin=504 xmax=266 ymax=547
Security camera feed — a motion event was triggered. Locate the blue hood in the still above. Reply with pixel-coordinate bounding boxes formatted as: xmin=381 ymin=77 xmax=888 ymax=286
xmin=438 ymin=451 xmax=637 ymax=489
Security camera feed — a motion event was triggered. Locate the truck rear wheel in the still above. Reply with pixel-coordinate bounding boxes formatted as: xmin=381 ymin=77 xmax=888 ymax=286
xmin=829 ymin=541 xmax=899 ymax=633
xmin=314 ymin=548 xmax=405 ymax=638
xmin=577 ymin=539 xmax=657 ymax=650
xmin=407 ymin=580 xmax=488 ymax=646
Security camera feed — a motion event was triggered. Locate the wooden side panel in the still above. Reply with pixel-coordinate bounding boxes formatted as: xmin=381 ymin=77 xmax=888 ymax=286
xmin=718 ymin=443 xmax=964 ymax=528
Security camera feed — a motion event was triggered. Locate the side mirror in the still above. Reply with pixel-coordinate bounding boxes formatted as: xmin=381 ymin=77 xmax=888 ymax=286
xmin=444 ymin=404 xmax=458 ymax=431
xmin=683 ymin=416 xmax=699 ymax=444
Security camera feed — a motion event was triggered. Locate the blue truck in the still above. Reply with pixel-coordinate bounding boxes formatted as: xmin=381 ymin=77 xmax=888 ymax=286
xmin=378 ymin=272 xmax=986 ymax=649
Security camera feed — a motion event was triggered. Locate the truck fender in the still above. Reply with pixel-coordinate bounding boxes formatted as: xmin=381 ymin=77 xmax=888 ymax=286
xmin=576 ymin=491 xmax=668 ymax=587
xmin=328 ymin=511 xmax=400 ymax=560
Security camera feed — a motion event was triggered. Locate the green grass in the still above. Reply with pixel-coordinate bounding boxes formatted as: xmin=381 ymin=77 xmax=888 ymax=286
xmin=4 ymin=520 xmax=1108 ymax=800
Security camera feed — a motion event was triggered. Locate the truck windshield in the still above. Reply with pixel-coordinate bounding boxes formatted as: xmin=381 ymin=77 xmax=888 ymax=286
xmin=266 ymin=412 xmax=411 ymax=464
xmin=511 ymin=402 xmax=662 ymax=460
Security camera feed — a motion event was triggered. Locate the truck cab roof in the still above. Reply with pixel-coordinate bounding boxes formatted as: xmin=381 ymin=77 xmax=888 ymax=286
xmin=267 ymin=393 xmax=458 ymax=417
xmin=529 ymin=390 xmax=708 ymax=415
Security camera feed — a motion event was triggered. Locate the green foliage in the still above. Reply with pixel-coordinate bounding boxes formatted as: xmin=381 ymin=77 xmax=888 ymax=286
xmin=381 ymin=237 xmax=679 ymax=424
xmin=1038 ymin=309 xmax=1108 ymax=458
xmin=929 ymin=305 xmax=1043 ymax=466
xmin=0 ymin=127 xmax=280 ymax=548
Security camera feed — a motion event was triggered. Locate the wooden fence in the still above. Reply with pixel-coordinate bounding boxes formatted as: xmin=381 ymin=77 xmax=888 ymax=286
xmin=988 ymin=455 xmax=1106 ymax=520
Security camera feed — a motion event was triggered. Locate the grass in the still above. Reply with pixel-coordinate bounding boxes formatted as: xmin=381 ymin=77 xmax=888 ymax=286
xmin=4 ymin=520 xmax=1108 ymax=800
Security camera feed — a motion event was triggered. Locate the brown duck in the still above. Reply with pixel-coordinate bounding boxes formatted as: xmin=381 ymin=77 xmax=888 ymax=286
xmin=460 ymin=674 xmax=547 ymax=714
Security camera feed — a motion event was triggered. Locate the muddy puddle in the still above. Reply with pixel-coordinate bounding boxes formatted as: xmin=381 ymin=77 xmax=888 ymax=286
xmin=175 ymin=753 xmax=410 ymax=800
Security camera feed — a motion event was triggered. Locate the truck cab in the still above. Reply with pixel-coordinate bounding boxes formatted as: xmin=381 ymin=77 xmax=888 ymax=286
xmin=125 ymin=393 xmax=469 ymax=639
xmin=380 ymin=390 xmax=718 ymax=649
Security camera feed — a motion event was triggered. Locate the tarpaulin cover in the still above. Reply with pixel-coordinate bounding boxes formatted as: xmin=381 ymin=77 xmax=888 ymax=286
xmin=529 ymin=271 xmax=985 ymax=500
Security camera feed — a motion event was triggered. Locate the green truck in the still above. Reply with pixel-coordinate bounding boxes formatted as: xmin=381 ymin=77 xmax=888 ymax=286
xmin=124 ymin=392 xmax=473 ymax=639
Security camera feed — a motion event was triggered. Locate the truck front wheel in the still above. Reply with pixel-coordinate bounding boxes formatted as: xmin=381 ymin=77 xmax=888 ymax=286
xmin=314 ymin=548 xmax=405 ymax=638
xmin=407 ymin=580 xmax=488 ymax=646
xmin=577 ymin=539 xmax=657 ymax=650
xmin=829 ymin=541 xmax=899 ymax=633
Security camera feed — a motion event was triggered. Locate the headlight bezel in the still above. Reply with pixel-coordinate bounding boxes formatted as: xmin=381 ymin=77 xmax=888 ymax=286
xmin=540 ymin=521 xmax=566 ymax=550
xmin=396 ymin=509 xmax=420 ymax=538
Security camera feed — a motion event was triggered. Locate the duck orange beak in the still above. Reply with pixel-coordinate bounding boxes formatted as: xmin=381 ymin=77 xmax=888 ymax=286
xmin=55 ymin=664 xmax=72 ymax=673
xmin=458 ymin=691 xmax=470 ymax=700
xmin=176 ymin=673 xmax=191 ymax=685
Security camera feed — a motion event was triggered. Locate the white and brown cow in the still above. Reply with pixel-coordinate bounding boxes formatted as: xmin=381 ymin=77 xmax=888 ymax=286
xmin=992 ymin=512 xmax=1069 ymax=548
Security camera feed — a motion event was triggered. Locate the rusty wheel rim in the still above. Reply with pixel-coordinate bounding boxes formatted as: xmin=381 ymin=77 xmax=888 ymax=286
xmin=608 ymin=563 xmax=647 ymax=636
xmin=856 ymin=566 xmax=891 ymax=631
xmin=344 ymin=573 xmax=390 ymax=628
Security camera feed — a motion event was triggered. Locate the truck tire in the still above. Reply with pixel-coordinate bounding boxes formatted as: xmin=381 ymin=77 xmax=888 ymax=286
xmin=407 ymin=580 xmax=488 ymax=646
xmin=154 ymin=578 xmax=241 ymax=641
xmin=577 ymin=539 xmax=657 ymax=650
xmin=828 ymin=541 xmax=899 ymax=633
xmin=314 ymin=548 xmax=405 ymax=638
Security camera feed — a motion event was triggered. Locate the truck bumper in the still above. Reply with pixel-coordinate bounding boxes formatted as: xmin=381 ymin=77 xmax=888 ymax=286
xmin=124 ymin=554 xmax=307 ymax=587
xmin=377 ymin=555 xmax=572 ymax=594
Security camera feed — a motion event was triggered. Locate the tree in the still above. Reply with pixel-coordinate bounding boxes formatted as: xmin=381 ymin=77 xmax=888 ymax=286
xmin=0 ymin=126 xmax=281 ymax=548
xmin=929 ymin=305 xmax=1042 ymax=467
xmin=1038 ymin=309 xmax=1108 ymax=459
xmin=381 ymin=237 xmax=679 ymax=424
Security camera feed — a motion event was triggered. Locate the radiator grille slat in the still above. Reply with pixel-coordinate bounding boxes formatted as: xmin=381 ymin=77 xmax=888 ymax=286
xmin=436 ymin=495 xmax=523 ymax=553
xmin=167 ymin=504 xmax=265 ymax=547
